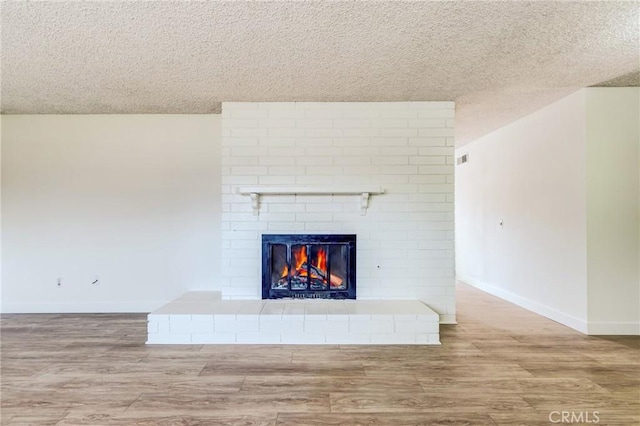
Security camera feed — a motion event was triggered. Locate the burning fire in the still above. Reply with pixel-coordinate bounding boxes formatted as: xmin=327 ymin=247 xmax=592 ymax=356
xmin=277 ymin=245 xmax=344 ymax=289
xmin=313 ymin=249 xmax=327 ymax=273
xmin=293 ymin=246 xmax=308 ymax=277
xmin=281 ymin=245 xmax=328 ymax=282
xmin=279 ymin=264 xmax=289 ymax=279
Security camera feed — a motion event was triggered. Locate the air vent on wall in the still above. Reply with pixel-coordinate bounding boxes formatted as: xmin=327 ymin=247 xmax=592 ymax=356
xmin=456 ymin=153 xmax=468 ymax=165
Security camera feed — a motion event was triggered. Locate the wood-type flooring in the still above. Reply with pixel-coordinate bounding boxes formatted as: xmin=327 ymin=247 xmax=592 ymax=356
xmin=1 ymin=283 xmax=638 ymax=425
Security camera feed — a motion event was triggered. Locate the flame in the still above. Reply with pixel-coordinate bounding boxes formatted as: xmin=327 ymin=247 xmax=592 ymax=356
xmin=293 ymin=246 xmax=307 ymax=270
xmin=312 ymin=248 xmax=327 ymax=273
xmin=280 ymin=245 xmax=332 ymax=284
xmin=280 ymin=264 xmax=289 ymax=279
xmin=292 ymin=246 xmax=308 ymax=277
xmin=310 ymin=247 xmax=328 ymax=282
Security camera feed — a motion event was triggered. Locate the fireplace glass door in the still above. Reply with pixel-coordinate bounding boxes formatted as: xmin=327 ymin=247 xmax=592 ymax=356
xmin=262 ymin=235 xmax=356 ymax=299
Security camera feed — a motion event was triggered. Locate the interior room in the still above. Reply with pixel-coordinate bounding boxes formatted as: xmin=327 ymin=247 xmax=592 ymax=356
xmin=1 ymin=1 xmax=638 ymax=425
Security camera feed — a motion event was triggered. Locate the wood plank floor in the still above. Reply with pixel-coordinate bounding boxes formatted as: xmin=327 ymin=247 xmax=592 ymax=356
xmin=1 ymin=283 xmax=638 ymax=425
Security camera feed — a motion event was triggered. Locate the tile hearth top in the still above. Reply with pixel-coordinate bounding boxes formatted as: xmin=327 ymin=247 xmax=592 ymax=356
xmin=150 ymin=293 xmax=439 ymax=320
xmin=147 ymin=292 xmax=441 ymax=345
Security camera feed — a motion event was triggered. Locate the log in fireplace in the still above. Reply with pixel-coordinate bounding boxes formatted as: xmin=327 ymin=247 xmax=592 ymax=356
xmin=262 ymin=234 xmax=356 ymax=299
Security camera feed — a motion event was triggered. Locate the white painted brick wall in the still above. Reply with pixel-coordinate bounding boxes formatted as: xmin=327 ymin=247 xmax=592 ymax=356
xmin=221 ymin=102 xmax=455 ymax=319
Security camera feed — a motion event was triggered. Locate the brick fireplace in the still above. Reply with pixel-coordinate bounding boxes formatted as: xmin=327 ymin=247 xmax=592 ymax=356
xmin=220 ymin=101 xmax=456 ymax=324
xmin=147 ymin=101 xmax=454 ymax=344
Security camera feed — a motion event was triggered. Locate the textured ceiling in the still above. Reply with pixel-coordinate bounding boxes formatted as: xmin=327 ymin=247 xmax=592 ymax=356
xmin=1 ymin=1 xmax=638 ymax=145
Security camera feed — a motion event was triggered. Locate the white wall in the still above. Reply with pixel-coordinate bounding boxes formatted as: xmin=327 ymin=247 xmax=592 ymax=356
xmin=457 ymin=88 xmax=640 ymax=335
xmin=221 ymin=102 xmax=456 ymax=322
xmin=1 ymin=115 xmax=221 ymax=312
xmin=586 ymin=88 xmax=640 ymax=334
xmin=456 ymin=91 xmax=589 ymax=332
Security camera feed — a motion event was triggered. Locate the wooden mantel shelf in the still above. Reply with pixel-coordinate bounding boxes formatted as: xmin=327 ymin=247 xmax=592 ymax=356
xmin=237 ymin=186 xmax=385 ymax=216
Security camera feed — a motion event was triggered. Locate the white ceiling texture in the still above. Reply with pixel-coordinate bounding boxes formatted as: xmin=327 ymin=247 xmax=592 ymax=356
xmin=1 ymin=1 xmax=638 ymax=146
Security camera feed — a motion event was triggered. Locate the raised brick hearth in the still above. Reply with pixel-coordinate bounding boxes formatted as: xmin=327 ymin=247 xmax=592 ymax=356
xmin=147 ymin=292 xmax=440 ymax=344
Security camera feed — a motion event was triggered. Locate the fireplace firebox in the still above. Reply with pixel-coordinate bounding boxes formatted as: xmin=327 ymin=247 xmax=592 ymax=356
xmin=262 ymin=234 xmax=356 ymax=299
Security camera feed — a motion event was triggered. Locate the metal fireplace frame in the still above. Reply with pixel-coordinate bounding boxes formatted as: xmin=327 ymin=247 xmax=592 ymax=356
xmin=261 ymin=234 xmax=356 ymax=300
